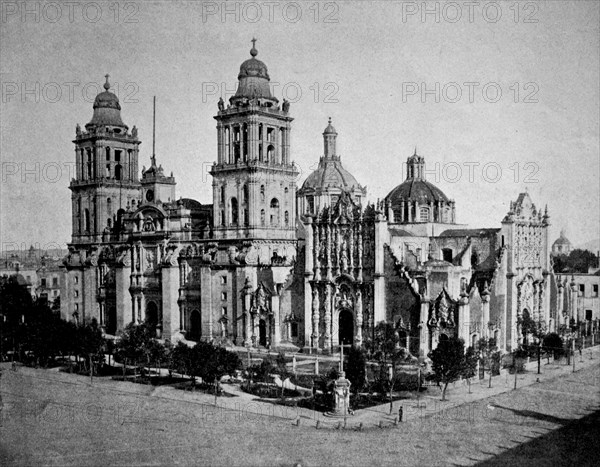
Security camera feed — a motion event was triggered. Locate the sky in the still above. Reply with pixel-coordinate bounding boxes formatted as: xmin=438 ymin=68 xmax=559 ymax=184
xmin=1 ymin=0 xmax=599 ymax=254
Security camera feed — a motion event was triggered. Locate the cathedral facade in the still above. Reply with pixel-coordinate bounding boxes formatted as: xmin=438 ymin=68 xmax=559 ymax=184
xmin=62 ymin=43 xmax=564 ymax=355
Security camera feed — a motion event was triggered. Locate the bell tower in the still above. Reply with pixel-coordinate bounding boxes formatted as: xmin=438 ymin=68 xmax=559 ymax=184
xmin=210 ymin=40 xmax=298 ymax=240
xmin=70 ymin=75 xmax=142 ymax=244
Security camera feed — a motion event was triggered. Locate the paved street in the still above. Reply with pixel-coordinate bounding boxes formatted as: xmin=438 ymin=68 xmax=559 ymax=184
xmin=1 ymin=348 xmax=599 ymax=466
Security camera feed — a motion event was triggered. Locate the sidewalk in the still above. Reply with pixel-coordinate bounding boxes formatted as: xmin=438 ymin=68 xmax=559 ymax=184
xmin=349 ymin=344 xmax=600 ymax=426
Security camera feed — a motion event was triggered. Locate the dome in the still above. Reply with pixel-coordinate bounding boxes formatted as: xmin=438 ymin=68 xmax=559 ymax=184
xmin=386 ymin=179 xmax=449 ymax=204
xmin=232 ymin=41 xmax=276 ymax=102
xmin=301 ymin=158 xmax=362 ymax=192
xmin=553 ymin=230 xmax=571 ymax=246
xmin=87 ymin=75 xmax=127 ymax=128
xmin=384 ymin=150 xmax=455 ymax=224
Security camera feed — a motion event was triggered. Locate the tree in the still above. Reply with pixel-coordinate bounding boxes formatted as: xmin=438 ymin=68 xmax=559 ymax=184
xmin=369 ymin=321 xmax=402 ymax=408
xmin=115 ymin=322 xmax=156 ymax=378
xmin=185 ymin=342 xmax=241 ymax=392
xmin=369 ymin=322 xmax=400 ymax=363
xmin=553 ymin=249 xmax=599 ymax=273
xmin=462 ymin=346 xmax=478 ymax=394
xmin=76 ymin=322 xmax=105 ymax=378
xmin=429 ymin=336 xmax=466 ymax=401
xmin=171 ymin=341 xmax=193 ymax=381
xmin=542 ymin=333 xmax=564 ymax=360
xmin=345 ymin=345 xmax=367 ymax=395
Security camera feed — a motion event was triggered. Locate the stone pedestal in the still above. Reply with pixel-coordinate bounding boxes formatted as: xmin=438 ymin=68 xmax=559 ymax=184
xmin=325 ymin=372 xmax=352 ymax=417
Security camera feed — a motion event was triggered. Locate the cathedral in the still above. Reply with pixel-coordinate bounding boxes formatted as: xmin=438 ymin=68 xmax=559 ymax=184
xmin=61 ymin=42 xmax=564 ymax=355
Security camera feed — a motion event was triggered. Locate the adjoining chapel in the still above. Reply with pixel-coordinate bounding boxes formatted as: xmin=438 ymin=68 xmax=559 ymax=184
xmin=62 ymin=42 xmax=573 ymax=356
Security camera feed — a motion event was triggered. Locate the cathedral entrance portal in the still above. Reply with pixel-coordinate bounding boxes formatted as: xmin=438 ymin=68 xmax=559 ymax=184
xmin=259 ymin=319 xmax=267 ymax=347
xmin=145 ymin=301 xmax=159 ymax=334
xmin=338 ymin=309 xmax=354 ymax=346
xmin=189 ymin=309 xmax=201 ymax=341
xmin=106 ymin=306 xmax=117 ymax=335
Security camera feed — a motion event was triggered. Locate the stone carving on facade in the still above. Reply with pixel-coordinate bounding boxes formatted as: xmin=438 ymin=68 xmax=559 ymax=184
xmin=311 ymin=285 xmax=320 ymax=346
xmin=116 ymin=248 xmax=131 ymax=267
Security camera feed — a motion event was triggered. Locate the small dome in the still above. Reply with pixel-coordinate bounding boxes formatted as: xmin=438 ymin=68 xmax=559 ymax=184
xmin=386 ymin=179 xmax=449 ymax=204
xmin=302 ymin=158 xmax=362 ymax=192
xmin=87 ymin=75 xmax=127 ymax=128
xmin=323 ymin=117 xmax=337 ymax=135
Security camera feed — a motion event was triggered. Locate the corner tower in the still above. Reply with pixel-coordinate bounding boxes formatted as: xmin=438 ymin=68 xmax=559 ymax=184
xmin=70 ymin=75 xmax=141 ymax=244
xmin=210 ymin=40 xmax=298 ymax=240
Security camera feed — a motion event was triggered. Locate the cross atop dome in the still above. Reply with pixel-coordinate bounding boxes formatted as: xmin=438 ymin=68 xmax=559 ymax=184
xmin=250 ymin=37 xmax=258 ymax=57
xmin=104 ymin=74 xmax=110 ymax=91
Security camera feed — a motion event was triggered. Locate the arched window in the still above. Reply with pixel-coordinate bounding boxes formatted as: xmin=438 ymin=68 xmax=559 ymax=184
xmin=220 ymin=210 xmax=225 ymax=226
xmin=243 ymin=209 xmax=249 ymax=225
xmin=234 ymin=126 xmax=241 ymax=162
xmin=307 ymin=195 xmax=314 ymax=213
xmin=419 ymin=207 xmax=429 ymax=222
xmin=220 ymin=186 xmax=225 ymax=204
xmin=107 ymin=197 xmax=112 ymax=215
xmin=242 ymin=123 xmax=248 ymax=161
xmin=284 ymin=210 xmax=289 ymax=226
xmin=260 ymin=209 xmax=265 ymax=226
xmin=258 ymin=124 xmax=264 ymax=161
xmin=105 ymin=147 xmax=111 ymax=161
xmin=279 ymin=127 xmax=284 ymax=163
xmin=84 ymin=208 xmax=90 ymax=232
xmin=224 ymin=126 xmax=230 ymax=163
xmin=284 ymin=187 xmax=289 ymax=197
xmin=270 ymin=198 xmax=280 ymax=225
xmin=127 ymin=149 xmax=133 ymax=179
xmin=230 ymin=197 xmax=239 ymax=225
xmin=442 ymin=248 xmax=453 ymax=262
xmin=86 ymin=149 xmax=93 ymax=179
xmin=260 ymin=185 xmax=265 ymax=202
xmin=243 ymin=184 xmax=249 ymax=203
xmin=266 ymin=145 xmax=274 ymax=162
xmin=115 ymin=164 xmax=122 ymax=180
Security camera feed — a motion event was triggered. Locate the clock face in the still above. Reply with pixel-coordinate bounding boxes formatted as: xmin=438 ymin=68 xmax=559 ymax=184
xmin=146 ymin=190 xmax=154 ymax=202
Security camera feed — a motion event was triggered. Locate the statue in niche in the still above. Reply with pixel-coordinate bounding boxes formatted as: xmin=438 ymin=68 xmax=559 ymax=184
xmin=282 ymin=99 xmax=290 ymax=112
xmin=340 ymin=239 xmax=349 ymax=273
xmin=143 ymin=216 xmax=155 ymax=232
xmin=132 ymin=126 xmax=138 ymax=138
xmin=256 ymin=286 xmax=267 ymax=311
xmin=218 ymin=97 xmax=225 ymax=111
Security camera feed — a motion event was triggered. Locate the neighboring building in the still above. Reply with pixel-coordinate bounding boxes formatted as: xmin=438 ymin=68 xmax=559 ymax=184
xmin=552 ymin=229 xmax=572 ymax=256
xmin=1 ymin=246 xmax=64 ymax=303
xmin=61 ymin=42 xmax=570 ymax=354
xmin=554 ymin=271 xmax=600 ymax=331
